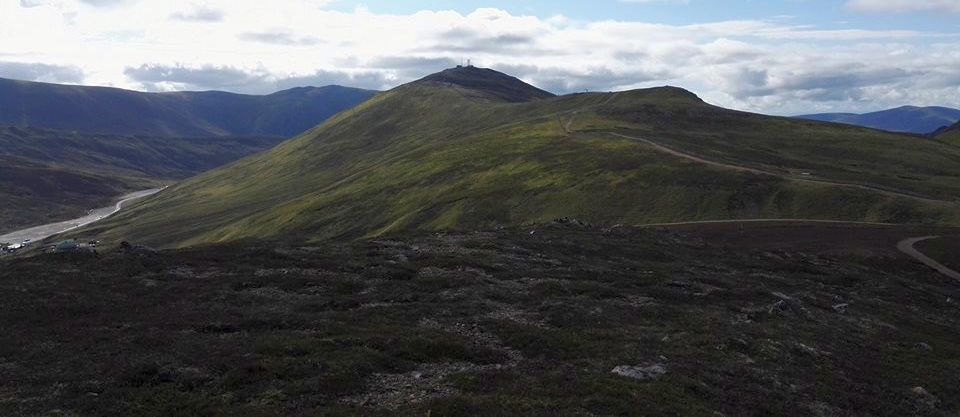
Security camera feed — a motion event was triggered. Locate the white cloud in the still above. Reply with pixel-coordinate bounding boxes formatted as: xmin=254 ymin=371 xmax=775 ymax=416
xmin=846 ymin=0 xmax=960 ymax=13
xmin=0 ymin=1 xmax=958 ymax=114
xmin=619 ymin=0 xmax=690 ymax=4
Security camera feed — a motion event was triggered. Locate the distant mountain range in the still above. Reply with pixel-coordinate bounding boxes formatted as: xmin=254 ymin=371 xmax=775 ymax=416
xmin=0 ymin=77 xmax=377 ymax=137
xmin=77 ymin=66 xmax=960 ymax=248
xmin=796 ymin=106 xmax=960 ymax=134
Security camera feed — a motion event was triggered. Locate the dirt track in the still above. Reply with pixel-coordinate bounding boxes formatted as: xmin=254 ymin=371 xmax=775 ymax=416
xmin=606 ymin=132 xmax=952 ymax=204
xmin=897 ymin=236 xmax=960 ymax=281
xmin=643 ymin=219 xmax=960 ymax=280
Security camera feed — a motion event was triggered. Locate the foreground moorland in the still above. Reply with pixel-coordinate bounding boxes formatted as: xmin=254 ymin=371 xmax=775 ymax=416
xmin=1 ymin=221 xmax=958 ymax=416
xmin=80 ymin=67 xmax=960 ymax=249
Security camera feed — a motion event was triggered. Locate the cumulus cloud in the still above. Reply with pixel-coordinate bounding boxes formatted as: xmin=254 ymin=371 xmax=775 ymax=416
xmin=123 ymin=63 xmax=264 ymax=91
xmin=846 ymin=0 xmax=960 ymax=13
xmin=0 ymin=61 xmax=84 ymax=83
xmin=123 ymin=63 xmax=393 ymax=93
xmin=79 ymin=0 xmax=131 ymax=6
xmin=1 ymin=2 xmax=958 ymax=114
xmin=170 ymin=5 xmax=224 ymax=22
xmin=238 ymin=31 xmax=323 ymax=46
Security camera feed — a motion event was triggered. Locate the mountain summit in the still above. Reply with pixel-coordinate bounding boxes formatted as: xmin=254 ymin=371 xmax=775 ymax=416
xmin=415 ymin=66 xmax=555 ymax=102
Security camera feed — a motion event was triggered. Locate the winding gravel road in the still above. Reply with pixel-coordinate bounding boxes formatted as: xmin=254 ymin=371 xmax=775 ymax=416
xmin=606 ymin=132 xmax=951 ymax=204
xmin=0 ymin=188 xmax=164 ymax=245
xmin=897 ymin=236 xmax=960 ymax=281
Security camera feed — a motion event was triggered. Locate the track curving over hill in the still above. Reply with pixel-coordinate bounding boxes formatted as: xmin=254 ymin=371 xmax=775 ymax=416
xmin=897 ymin=236 xmax=960 ymax=281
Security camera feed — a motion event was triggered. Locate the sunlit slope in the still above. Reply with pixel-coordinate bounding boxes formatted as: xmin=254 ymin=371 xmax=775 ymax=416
xmin=83 ymin=68 xmax=960 ymax=248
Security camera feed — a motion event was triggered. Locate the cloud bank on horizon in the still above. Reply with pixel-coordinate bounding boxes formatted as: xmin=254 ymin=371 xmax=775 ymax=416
xmin=1 ymin=0 xmax=959 ymax=115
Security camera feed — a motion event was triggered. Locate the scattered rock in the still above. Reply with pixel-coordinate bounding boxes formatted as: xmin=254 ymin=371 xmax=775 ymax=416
xmin=552 ymin=217 xmax=590 ymax=227
xmin=167 ymin=266 xmax=195 ymax=278
xmin=611 ymin=364 xmax=667 ymax=381
xmin=911 ymin=386 xmax=939 ymax=408
xmin=832 ymin=303 xmax=849 ymax=314
xmin=120 ymin=241 xmax=159 ymax=257
xmin=767 ymin=291 xmax=813 ymax=319
xmin=914 ymin=342 xmax=933 ymax=352
xmin=340 ymin=363 xmax=462 ymax=410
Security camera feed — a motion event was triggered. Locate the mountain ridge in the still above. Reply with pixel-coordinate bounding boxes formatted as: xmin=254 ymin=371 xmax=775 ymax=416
xmin=796 ymin=105 xmax=960 ymax=134
xmin=0 ymin=77 xmax=377 ymax=137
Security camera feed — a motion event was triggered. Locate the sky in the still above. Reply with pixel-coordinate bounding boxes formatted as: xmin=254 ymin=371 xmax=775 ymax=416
xmin=1 ymin=0 xmax=959 ymax=115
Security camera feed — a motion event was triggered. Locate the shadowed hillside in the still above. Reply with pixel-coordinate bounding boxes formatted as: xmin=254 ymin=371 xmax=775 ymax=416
xmin=0 ymin=126 xmax=286 ymax=232
xmin=79 ymin=67 xmax=960 ymax=248
xmin=797 ymin=106 xmax=960 ymax=134
xmin=0 ymin=78 xmax=377 ymax=137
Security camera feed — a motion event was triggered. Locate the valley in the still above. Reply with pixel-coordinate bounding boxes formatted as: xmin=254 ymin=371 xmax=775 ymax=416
xmin=0 ymin=187 xmax=162 ymax=250
xmin=0 ymin=126 xmax=287 ymax=233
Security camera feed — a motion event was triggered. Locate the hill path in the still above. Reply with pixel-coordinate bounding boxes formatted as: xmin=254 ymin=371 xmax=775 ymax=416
xmin=557 ymin=95 xmax=953 ymax=203
xmin=897 ymin=236 xmax=960 ymax=281
xmin=605 ymin=132 xmax=953 ymax=204
xmin=639 ymin=218 xmax=960 ymax=281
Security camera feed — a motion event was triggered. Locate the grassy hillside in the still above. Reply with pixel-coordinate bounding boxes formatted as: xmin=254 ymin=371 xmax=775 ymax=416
xmin=80 ymin=67 xmax=960 ymax=248
xmin=797 ymin=106 xmax=960 ymax=134
xmin=936 ymin=122 xmax=960 ymax=146
xmin=0 ymin=78 xmax=376 ymax=137
xmin=3 ymin=223 xmax=960 ymax=416
xmin=0 ymin=126 xmax=286 ymax=232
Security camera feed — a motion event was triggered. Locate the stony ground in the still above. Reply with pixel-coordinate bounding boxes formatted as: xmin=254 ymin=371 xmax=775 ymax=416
xmin=1 ymin=222 xmax=958 ymax=416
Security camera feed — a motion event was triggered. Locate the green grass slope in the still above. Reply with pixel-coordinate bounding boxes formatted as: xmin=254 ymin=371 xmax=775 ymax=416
xmin=81 ymin=67 xmax=960 ymax=248
xmin=0 ymin=126 xmax=286 ymax=233
xmin=0 ymin=78 xmax=376 ymax=137
xmin=935 ymin=122 xmax=960 ymax=146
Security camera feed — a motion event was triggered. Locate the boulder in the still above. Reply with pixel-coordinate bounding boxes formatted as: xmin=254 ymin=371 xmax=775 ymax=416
xmin=611 ymin=364 xmax=667 ymax=381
